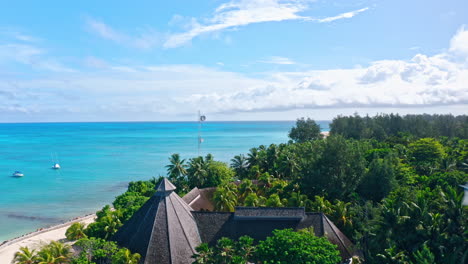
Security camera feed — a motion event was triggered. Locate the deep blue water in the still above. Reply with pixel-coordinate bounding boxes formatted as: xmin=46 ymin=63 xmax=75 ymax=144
xmin=0 ymin=121 xmax=329 ymax=241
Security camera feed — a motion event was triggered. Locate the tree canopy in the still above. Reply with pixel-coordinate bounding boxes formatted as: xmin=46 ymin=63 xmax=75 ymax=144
xmin=288 ymin=117 xmax=323 ymax=142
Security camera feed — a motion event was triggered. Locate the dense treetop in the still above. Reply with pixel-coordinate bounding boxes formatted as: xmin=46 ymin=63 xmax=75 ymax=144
xmin=330 ymin=114 xmax=468 ymax=140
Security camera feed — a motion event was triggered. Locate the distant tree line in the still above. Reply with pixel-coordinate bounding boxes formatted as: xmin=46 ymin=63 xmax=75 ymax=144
xmin=330 ymin=113 xmax=468 ymax=140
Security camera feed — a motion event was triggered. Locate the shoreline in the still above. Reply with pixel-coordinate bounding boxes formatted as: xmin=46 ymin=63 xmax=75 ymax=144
xmin=0 ymin=214 xmax=96 ymax=264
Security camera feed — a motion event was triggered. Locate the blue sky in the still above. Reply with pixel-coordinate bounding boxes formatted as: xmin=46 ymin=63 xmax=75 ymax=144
xmin=0 ymin=0 xmax=467 ymax=122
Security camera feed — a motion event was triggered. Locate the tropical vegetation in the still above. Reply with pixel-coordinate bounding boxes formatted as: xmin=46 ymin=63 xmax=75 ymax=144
xmin=192 ymin=228 xmax=341 ymax=264
xmin=13 ymin=113 xmax=467 ymax=264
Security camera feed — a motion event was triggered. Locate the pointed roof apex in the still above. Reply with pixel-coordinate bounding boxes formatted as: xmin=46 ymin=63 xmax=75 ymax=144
xmin=156 ymin=178 xmax=177 ymax=194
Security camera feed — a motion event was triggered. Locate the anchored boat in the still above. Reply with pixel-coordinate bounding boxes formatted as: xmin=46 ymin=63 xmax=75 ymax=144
xmin=12 ymin=171 xmax=24 ymax=177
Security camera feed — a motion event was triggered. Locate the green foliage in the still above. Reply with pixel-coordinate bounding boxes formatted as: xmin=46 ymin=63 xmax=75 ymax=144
xmin=166 ymin=153 xmax=190 ymax=193
xmin=288 ymin=117 xmax=323 ymax=143
xmin=13 ymin=241 xmax=74 ymax=264
xmin=74 ymin=237 xmax=139 ymax=264
xmin=357 ymin=154 xmax=396 ymax=202
xmin=410 ymin=244 xmax=435 ymax=264
xmin=254 ymin=229 xmax=341 ymax=264
xmin=213 ymin=183 xmax=238 ymax=212
xmin=330 ymin=113 xmax=468 ymax=140
xmin=112 ymin=248 xmax=141 ymax=264
xmin=127 ymin=180 xmax=156 ymax=196
xmin=85 ymin=205 xmax=122 ymax=239
xmin=205 ymin=161 xmax=235 ymax=187
xmin=186 ymin=155 xmax=234 ymax=189
xmin=230 ymin=154 xmax=249 ymax=180
xmin=301 ymin=135 xmax=367 ymax=200
xmin=192 ymin=236 xmax=255 ymax=264
xmin=13 ymin=247 xmax=37 ymax=264
xmin=409 ymin=138 xmax=446 ymax=175
xmin=265 ymin=194 xmax=283 ymax=207
xmin=65 ymin=222 xmax=87 ymax=241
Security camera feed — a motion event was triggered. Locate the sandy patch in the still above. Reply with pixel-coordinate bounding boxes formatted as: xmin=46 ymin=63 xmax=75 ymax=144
xmin=0 ymin=214 xmax=95 ymax=264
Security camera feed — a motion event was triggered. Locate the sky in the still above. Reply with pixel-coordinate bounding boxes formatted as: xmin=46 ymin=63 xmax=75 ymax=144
xmin=0 ymin=0 xmax=467 ymax=122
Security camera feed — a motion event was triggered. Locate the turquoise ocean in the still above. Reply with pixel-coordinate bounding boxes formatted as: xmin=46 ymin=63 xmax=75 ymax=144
xmin=0 ymin=121 xmax=329 ymax=242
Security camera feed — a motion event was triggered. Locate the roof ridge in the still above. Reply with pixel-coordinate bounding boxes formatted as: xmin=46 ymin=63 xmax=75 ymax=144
xmin=167 ymin=195 xmax=199 ymax=254
xmin=322 ymin=214 xmax=353 ymax=257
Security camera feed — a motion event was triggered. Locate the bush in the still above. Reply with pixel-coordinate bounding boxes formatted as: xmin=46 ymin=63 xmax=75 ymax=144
xmin=254 ymin=229 xmax=341 ymax=264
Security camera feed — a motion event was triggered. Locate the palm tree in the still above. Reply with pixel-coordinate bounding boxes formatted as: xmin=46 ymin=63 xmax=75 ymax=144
xmin=287 ymin=192 xmax=311 ymax=208
xmin=332 ymin=200 xmax=353 ymax=228
xmin=166 ymin=153 xmax=187 ymax=179
xmin=112 ymin=249 xmax=141 ymax=264
xmin=244 ymin=193 xmax=261 ymax=207
xmin=238 ymin=179 xmax=255 ymax=203
xmin=213 ymin=183 xmax=238 ymax=212
xmin=13 ymin=247 xmax=37 ymax=264
xmin=102 ymin=214 xmax=122 ymax=239
xmin=205 ymin=154 xmax=214 ymax=162
xmin=187 ymin=157 xmax=207 ymax=188
xmin=65 ymin=222 xmax=87 ymax=241
xmin=279 ymin=154 xmax=299 ymax=179
xmin=231 ymin=154 xmax=249 ymax=179
xmin=247 ymin=148 xmax=260 ymax=167
xmin=36 ymin=251 xmax=63 ymax=264
xmin=43 ymin=241 xmax=71 ymax=264
xmin=311 ymin=196 xmax=334 ymax=215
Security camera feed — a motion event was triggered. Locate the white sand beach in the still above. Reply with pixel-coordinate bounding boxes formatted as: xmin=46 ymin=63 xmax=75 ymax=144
xmin=0 ymin=214 xmax=95 ymax=264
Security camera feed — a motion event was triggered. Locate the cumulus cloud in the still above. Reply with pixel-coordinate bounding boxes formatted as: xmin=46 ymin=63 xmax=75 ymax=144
xmin=178 ymin=26 xmax=468 ymax=113
xmin=449 ymin=25 xmax=468 ymax=58
xmin=164 ymin=0 xmax=369 ymax=48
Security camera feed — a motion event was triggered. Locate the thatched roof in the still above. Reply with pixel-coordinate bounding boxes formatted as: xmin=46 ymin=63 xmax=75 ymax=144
xmin=112 ymin=178 xmax=201 ymax=264
xmin=192 ymin=208 xmax=356 ymax=259
xmin=181 ymin=187 xmax=216 ymax=211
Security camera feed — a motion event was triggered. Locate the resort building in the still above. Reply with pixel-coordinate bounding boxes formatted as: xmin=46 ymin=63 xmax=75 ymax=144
xmin=113 ymin=178 xmax=356 ymax=264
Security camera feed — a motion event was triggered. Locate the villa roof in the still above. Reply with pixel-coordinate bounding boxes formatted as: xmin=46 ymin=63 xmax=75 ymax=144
xmin=113 ymin=179 xmax=357 ymax=263
xmin=112 ymin=179 xmax=201 ymax=264
xmin=182 ymin=187 xmax=216 ymax=211
xmin=192 ymin=210 xmax=355 ymax=259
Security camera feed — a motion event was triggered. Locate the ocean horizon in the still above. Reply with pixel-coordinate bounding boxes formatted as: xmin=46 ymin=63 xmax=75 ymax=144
xmin=0 ymin=121 xmax=330 ymax=242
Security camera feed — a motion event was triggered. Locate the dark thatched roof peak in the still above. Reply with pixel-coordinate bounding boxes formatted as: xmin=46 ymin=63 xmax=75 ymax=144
xmin=155 ymin=178 xmax=177 ymax=194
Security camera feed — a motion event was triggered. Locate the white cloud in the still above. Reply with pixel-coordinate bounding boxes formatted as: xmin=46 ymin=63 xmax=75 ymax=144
xmin=164 ymin=0 xmax=368 ymax=48
xmin=0 ymin=28 xmax=39 ymax=42
xmin=259 ymin=56 xmax=296 ymax=65
xmin=449 ymin=25 xmax=468 ymax=58
xmin=314 ymin=7 xmax=368 ymax=23
xmin=0 ymin=43 xmax=75 ymax=72
xmin=85 ymin=17 xmax=160 ymax=50
xmin=177 ymin=26 xmax=468 ymax=114
xmin=3 ymin=26 xmax=467 ymax=122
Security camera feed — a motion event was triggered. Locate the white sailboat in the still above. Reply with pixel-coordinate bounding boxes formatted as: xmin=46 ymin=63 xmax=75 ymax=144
xmin=51 ymin=153 xmax=61 ymax=169
xmin=12 ymin=171 xmax=24 ymax=177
